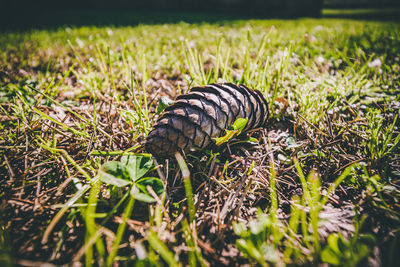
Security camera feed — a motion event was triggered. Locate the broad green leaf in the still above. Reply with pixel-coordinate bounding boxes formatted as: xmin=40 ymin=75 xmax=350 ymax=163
xmin=130 ymin=185 xmax=157 ymax=203
xmin=156 ymin=96 xmax=174 ymax=114
xmin=247 ymin=137 xmax=259 ymax=144
xmin=98 ymin=162 xmax=131 ymax=187
xmin=214 ymin=129 xmax=237 ymax=146
xmin=213 ymin=118 xmax=248 ymax=146
xmin=98 ymin=173 xmax=126 ymax=186
xmin=130 ymin=177 xmax=164 ymax=203
xmin=102 ymin=161 xmax=129 ymax=178
xmin=231 ymin=118 xmax=247 ymax=131
xmin=121 ymin=154 xmax=153 ymax=181
xmin=136 ymin=177 xmax=164 ymax=196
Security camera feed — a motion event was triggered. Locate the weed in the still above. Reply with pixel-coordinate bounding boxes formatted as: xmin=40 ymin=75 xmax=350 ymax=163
xmin=0 ymin=11 xmax=399 ymax=266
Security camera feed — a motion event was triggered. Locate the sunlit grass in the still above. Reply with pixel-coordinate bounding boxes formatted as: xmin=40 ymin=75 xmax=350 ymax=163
xmin=0 ymin=16 xmax=399 ymax=266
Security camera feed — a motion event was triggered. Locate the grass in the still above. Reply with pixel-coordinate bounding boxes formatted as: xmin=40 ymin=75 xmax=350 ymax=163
xmin=322 ymin=8 xmax=400 ymax=21
xmin=1 ymin=10 xmax=400 ymax=266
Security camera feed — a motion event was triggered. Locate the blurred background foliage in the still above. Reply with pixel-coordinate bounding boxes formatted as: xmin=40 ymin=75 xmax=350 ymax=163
xmin=1 ymin=0 xmax=399 ymax=31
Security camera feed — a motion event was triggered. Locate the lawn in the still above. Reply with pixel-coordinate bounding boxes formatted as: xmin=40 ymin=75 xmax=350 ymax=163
xmin=1 ymin=9 xmax=399 ymax=266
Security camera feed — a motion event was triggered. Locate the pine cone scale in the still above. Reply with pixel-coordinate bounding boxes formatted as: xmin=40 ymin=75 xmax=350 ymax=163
xmin=145 ymin=83 xmax=269 ymax=157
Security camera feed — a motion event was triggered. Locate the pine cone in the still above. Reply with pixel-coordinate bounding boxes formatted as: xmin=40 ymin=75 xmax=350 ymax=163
xmin=145 ymin=83 xmax=269 ymax=157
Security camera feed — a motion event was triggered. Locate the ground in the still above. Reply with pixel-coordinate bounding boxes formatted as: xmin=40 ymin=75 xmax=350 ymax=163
xmin=0 ymin=8 xmax=399 ymax=266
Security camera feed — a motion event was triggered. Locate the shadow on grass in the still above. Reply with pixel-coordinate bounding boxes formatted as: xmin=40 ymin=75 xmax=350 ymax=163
xmin=1 ymin=7 xmax=399 ymax=32
xmin=0 ymin=8 xmax=266 ymax=32
xmin=322 ymin=8 xmax=400 ymax=22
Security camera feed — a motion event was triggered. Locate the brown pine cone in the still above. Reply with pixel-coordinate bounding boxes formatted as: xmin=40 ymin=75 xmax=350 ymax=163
xmin=145 ymin=83 xmax=269 ymax=157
